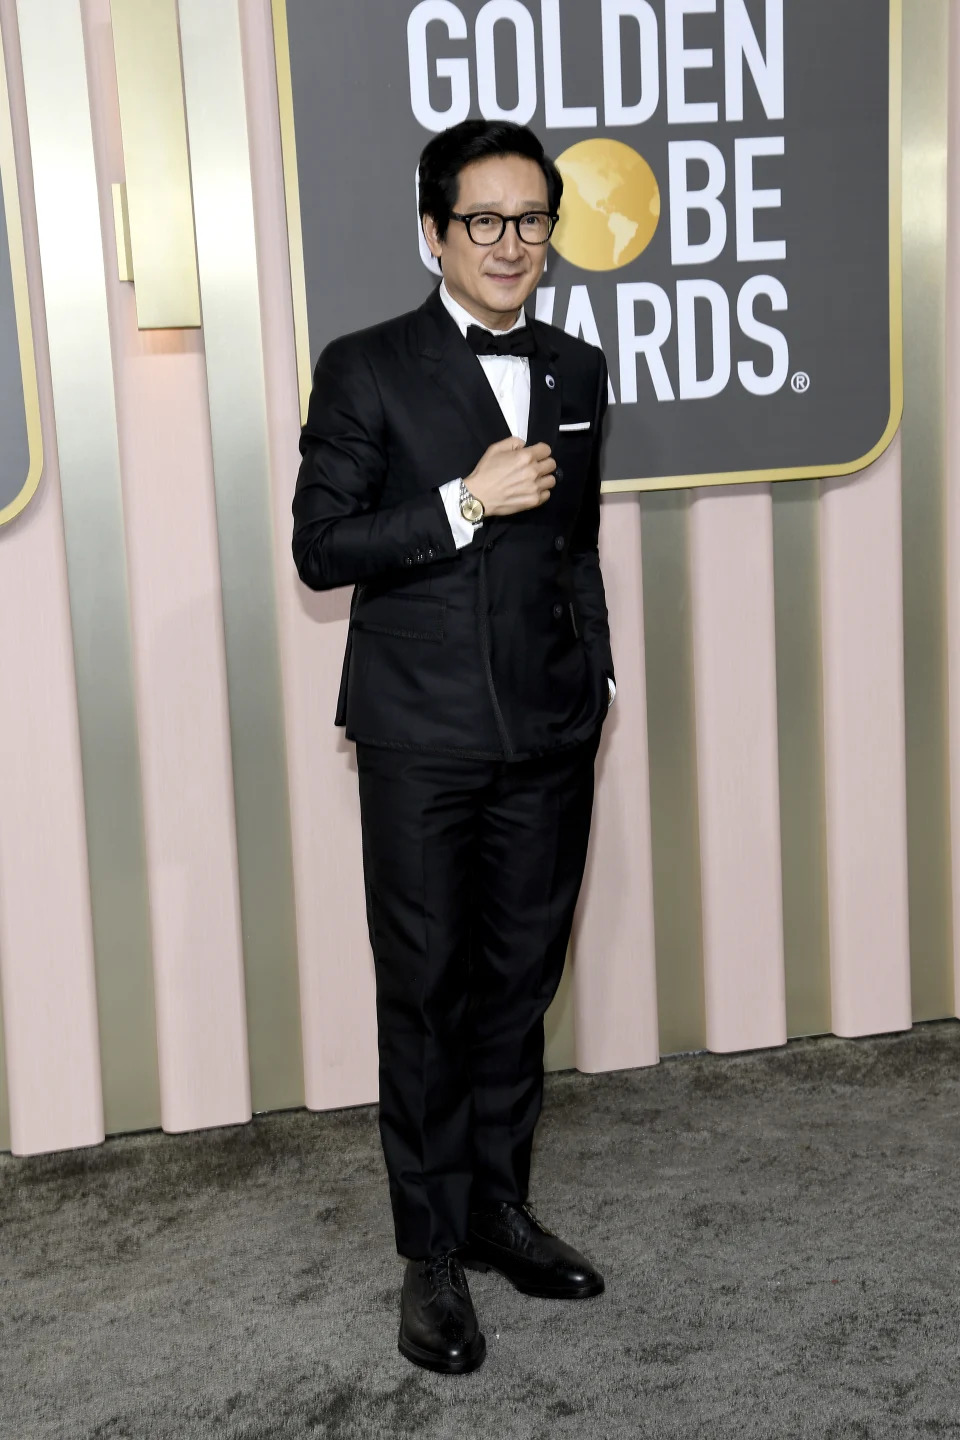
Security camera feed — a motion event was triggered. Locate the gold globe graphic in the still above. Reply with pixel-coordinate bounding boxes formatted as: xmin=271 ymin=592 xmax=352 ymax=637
xmin=551 ymin=138 xmax=660 ymax=272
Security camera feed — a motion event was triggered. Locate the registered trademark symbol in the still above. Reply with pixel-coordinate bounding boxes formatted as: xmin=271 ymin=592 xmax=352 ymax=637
xmin=791 ymin=371 xmax=811 ymax=394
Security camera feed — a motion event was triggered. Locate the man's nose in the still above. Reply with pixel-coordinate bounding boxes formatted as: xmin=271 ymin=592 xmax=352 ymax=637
xmin=494 ymin=222 xmax=524 ymax=260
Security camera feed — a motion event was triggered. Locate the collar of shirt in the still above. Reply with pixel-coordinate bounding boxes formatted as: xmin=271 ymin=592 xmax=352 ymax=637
xmin=438 ymin=281 xmax=527 ymax=340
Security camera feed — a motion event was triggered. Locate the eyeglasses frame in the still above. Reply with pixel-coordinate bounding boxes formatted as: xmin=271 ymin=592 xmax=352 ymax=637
xmin=448 ymin=210 xmax=559 ymax=247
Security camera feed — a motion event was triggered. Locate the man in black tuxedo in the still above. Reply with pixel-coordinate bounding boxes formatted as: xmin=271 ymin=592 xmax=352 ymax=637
xmin=292 ymin=119 xmax=614 ymax=1375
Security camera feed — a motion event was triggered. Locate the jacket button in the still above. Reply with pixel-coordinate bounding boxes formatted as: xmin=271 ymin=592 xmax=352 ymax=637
xmin=404 ymin=556 xmax=413 ymax=566
xmin=553 ymin=602 xmax=564 ymax=619
xmin=555 ymin=466 xmax=564 ymax=482
xmin=554 ymin=535 xmax=565 ymax=551
xmin=427 ymin=548 xmax=436 ymax=559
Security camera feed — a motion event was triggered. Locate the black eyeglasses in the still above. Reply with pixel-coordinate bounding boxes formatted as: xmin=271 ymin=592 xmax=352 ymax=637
xmin=449 ymin=211 xmax=559 ymax=247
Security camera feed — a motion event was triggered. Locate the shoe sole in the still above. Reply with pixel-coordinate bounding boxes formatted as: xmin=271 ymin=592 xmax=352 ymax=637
xmin=398 ymin=1333 xmax=487 ymax=1375
xmin=461 ymin=1256 xmax=605 ymax=1300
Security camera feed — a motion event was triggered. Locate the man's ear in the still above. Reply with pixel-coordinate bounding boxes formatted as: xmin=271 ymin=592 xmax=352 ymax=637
xmin=422 ymin=214 xmax=443 ymax=261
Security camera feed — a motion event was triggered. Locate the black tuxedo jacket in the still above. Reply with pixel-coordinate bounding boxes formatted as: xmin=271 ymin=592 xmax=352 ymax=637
xmin=292 ymin=285 xmax=614 ymax=761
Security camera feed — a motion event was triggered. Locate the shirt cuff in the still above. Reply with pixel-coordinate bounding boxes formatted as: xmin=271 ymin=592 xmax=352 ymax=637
xmin=440 ymin=478 xmax=482 ymax=550
xmin=607 ymin=677 xmax=616 ymax=706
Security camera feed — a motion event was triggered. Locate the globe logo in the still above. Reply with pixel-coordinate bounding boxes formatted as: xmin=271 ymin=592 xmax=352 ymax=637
xmin=551 ymin=139 xmax=661 ymax=273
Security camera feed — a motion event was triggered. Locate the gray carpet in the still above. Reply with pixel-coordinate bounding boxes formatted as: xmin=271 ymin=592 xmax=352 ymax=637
xmin=5 ymin=1025 xmax=960 ymax=1439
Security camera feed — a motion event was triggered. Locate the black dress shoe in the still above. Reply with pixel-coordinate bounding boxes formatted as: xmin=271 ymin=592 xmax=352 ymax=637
xmin=398 ymin=1251 xmax=486 ymax=1374
xmin=462 ymin=1202 xmax=605 ymax=1299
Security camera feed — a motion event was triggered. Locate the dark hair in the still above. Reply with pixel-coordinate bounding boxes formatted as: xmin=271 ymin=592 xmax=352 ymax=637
xmin=418 ymin=120 xmax=563 ymax=240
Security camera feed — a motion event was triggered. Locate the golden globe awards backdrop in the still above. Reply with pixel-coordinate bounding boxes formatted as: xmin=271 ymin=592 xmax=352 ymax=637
xmin=273 ymin=0 xmax=901 ymax=491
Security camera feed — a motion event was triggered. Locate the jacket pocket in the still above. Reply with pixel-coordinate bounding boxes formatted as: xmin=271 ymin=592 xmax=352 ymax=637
xmin=351 ymin=591 xmax=445 ymax=642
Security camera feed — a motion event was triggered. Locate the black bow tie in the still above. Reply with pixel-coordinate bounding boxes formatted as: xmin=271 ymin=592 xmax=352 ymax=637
xmin=466 ymin=324 xmax=536 ymax=358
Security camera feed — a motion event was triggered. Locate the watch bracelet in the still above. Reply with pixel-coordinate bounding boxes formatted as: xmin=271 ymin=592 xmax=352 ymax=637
xmin=459 ymin=478 xmax=483 ymax=525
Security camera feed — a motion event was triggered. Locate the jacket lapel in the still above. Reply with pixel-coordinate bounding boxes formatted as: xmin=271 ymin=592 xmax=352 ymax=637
xmin=416 ymin=287 xmax=511 ymax=453
xmin=525 ymin=322 xmax=561 ymax=451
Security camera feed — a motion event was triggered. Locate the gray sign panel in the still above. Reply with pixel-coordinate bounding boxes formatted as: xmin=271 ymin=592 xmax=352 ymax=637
xmin=0 ymin=43 xmax=41 ymax=528
xmin=0 ymin=168 xmax=30 ymax=517
xmin=276 ymin=0 xmax=900 ymax=490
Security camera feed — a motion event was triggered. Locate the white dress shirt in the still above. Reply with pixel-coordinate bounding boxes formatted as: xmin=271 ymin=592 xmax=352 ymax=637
xmin=435 ymin=283 xmax=615 ymax=704
xmin=437 ymin=282 xmax=531 ymax=548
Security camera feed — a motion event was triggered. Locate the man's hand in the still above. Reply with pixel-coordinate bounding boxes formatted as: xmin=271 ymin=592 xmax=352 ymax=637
xmin=465 ymin=437 xmax=556 ymax=517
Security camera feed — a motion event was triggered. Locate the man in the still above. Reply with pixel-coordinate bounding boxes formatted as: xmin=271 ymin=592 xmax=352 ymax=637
xmin=292 ymin=119 xmax=614 ymax=1375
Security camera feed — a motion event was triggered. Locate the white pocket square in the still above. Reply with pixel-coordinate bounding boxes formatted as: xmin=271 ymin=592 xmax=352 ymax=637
xmin=558 ymin=421 xmax=591 ymax=432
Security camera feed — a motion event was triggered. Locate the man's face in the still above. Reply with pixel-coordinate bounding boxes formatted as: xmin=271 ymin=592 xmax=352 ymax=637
xmin=423 ymin=154 xmax=551 ymax=329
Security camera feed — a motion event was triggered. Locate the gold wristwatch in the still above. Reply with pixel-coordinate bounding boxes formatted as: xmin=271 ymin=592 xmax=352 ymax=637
xmin=459 ymin=479 xmax=485 ymax=525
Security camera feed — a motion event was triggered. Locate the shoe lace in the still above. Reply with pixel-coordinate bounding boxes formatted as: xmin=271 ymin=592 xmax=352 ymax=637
xmin=423 ymin=1252 xmax=467 ymax=1301
xmin=517 ymin=1201 xmax=555 ymax=1237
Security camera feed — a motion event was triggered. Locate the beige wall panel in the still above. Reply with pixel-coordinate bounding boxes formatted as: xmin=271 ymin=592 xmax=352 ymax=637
xmin=0 ymin=0 xmax=104 ymax=1156
xmin=821 ymin=437 xmax=912 ymax=1038
xmin=0 ymin=475 xmax=105 ymax=1156
xmin=17 ymin=0 xmax=159 ymax=1137
xmin=239 ymin=0 xmax=377 ymax=1110
xmin=945 ymin=0 xmax=960 ymax=1018
xmin=179 ymin=0 xmax=304 ymax=1112
xmin=572 ymin=495 xmax=659 ymax=1072
xmin=689 ymin=487 xmax=786 ymax=1054
xmin=902 ymin=0 xmax=955 ymax=1021
xmin=84 ymin=0 xmax=251 ymax=1133
xmin=640 ymin=491 xmax=706 ymax=1055
xmin=771 ymin=481 xmax=831 ymax=1038
xmin=0 ymin=462 xmax=106 ymax=1155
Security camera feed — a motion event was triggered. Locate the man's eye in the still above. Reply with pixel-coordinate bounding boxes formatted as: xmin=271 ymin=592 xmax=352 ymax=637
xmin=474 ymin=215 xmax=497 ymax=228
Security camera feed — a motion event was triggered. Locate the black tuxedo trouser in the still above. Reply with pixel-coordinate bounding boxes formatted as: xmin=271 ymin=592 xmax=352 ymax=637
xmin=356 ymin=728 xmax=602 ymax=1260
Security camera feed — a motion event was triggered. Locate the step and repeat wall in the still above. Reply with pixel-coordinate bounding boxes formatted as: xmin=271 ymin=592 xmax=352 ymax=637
xmin=0 ymin=0 xmax=953 ymax=1156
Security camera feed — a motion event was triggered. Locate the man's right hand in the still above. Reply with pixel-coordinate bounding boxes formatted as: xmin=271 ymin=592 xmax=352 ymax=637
xmin=465 ymin=437 xmax=556 ymax=516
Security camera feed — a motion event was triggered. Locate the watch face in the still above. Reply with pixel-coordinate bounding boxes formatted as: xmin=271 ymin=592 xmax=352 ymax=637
xmin=461 ymin=497 xmax=484 ymax=524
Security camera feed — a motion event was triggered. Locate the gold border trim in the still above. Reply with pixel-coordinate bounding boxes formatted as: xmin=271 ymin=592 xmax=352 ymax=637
xmin=271 ymin=0 xmax=312 ymax=422
xmin=0 ymin=14 xmax=42 ymax=528
xmin=272 ymin=0 xmax=904 ymax=492
xmin=111 ymin=180 xmax=133 ymax=283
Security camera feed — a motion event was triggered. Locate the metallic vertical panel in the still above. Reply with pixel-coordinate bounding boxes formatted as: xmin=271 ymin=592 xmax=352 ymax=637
xmin=947 ymin=0 xmax=960 ymax=1023
xmin=16 ymin=0 xmax=159 ymax=1133
xmin=640 ymin=491 xmax=706 ymax=1055
xmin=178 ymin=0 xmax=303 ymax=1111
xmin=111 ymin=181 xmax=132 ymax=283
xmin=110 ymin=0 xmax=200 ymax=328
xmin=0 ymin=11 xmax=40 ymax=527
xmin=901 ymin=0 xmax=955 ymax=1020
xmin=772 ymin=481 xmax=832 ymax=1038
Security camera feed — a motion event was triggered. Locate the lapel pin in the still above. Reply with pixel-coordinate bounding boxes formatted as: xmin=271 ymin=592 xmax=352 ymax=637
xmin=545 ymin=374 xmax=556 ymax=389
